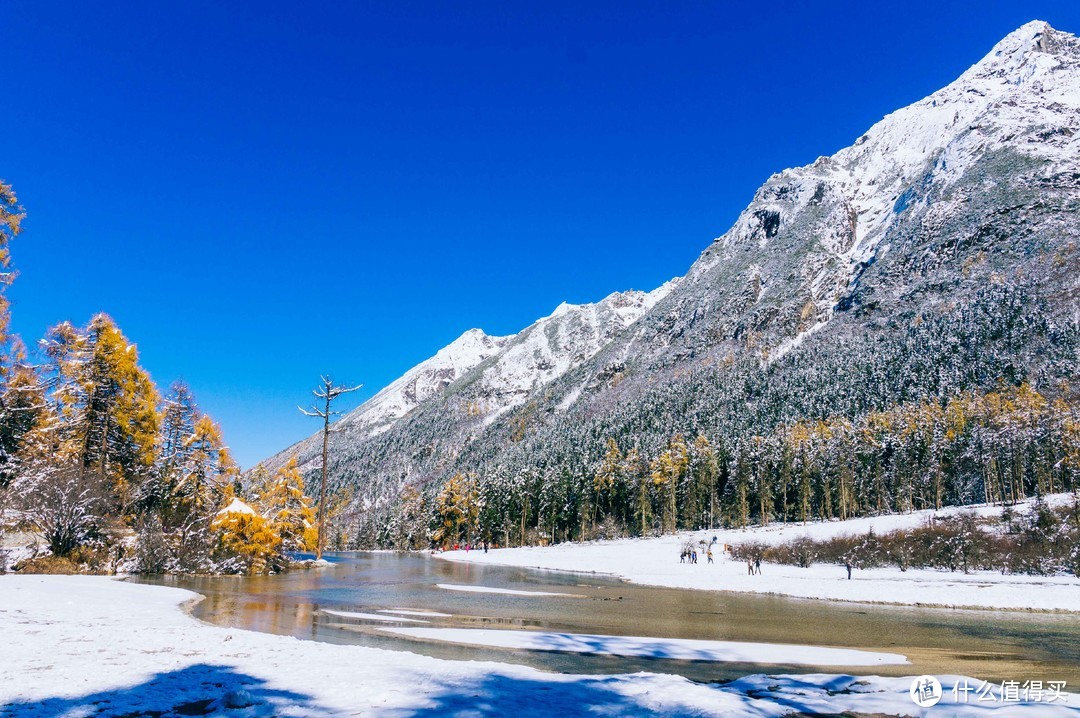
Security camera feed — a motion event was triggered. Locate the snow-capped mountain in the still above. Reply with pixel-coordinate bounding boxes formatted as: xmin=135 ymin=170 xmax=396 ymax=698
xmin=335 ymin=328 xmax=511 ymax=439
xmin=258 ymin=21 xmax=1080 ymax=523
xmin=258 ymin=281 xmax=675 ymax=476
xmin=453 ymin=282 xmax=677 ymax=421
xmin=653 ymin=19 xmax=1080 ymax=365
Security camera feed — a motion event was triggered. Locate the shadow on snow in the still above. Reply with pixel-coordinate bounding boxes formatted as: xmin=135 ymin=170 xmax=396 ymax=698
xmin=0 ymin=663 xmax=333 ymax=718
xmin=0 ymin=662 xmax=782 ymax=718
xmin=379 ymin=672 xmax=766 ymax=718
xmin=0 ymin=658 xmax=880 ymax=717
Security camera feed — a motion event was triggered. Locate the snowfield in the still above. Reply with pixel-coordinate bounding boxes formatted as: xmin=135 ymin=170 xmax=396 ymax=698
xmin=441 ymin=496 xmax=1080 ymax=612
xmin=3 ymin=575 xmax=1077 ymax=716
xmin=377 ymin=628 xmax=909 ymax=666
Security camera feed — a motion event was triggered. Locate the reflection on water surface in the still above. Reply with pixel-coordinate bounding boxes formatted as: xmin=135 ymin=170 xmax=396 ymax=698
xmin=136 ymin=551 xmax=1080 ymax=684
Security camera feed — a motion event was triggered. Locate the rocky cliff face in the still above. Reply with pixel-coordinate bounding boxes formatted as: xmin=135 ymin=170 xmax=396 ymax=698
xmin=601 ymin=20 xmax=1079 ymax=373
xmin=259 ymin=21 xmax=1080 ymax=515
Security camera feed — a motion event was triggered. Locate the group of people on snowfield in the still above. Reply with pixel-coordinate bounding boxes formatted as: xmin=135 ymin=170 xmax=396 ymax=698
xmin=680 ymin=537 xmax=719 ymax=565
xmin=681 ymin=547 xmax=705 ymax=563
xmin=678 ymin=539 xmax=762 ymax=574
xmin=449 ymin=541 xmax=491 ymax=553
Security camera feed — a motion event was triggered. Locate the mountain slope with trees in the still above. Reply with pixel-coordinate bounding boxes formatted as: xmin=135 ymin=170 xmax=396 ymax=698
xmin=263 ymin=21 xmax=1080 ymax=557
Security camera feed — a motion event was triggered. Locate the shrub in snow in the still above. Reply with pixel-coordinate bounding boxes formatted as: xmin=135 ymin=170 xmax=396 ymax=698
xmin=12 ymin=463 xmax=108 ymax=558
xmin=739 ymin=500 xmax=1080 ymax=577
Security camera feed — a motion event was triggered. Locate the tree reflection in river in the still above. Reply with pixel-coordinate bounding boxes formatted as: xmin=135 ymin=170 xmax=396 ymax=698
xmin=137 ymin=552 xmax=1080 ymax=686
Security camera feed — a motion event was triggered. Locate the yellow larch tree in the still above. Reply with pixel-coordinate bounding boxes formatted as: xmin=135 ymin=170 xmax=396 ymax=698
xmin=211 ymin=497 xmax=281 ymax=574
xmin=261 ymin=456 xmax=317 ymax=553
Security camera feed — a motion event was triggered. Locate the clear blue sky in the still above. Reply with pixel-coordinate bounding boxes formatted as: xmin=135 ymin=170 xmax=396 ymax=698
xmin=4 ymin=2 xmax=1078 ymax=467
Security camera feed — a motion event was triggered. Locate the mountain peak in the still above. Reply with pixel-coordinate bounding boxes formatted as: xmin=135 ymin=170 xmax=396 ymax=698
xmin=546 ymin=301 xmax=577 ymax=320
xmin=990 ymin=20 xmax=1057 ymax=58
xmin=684 ymin=18 xmax=1080 ymax=369
xmin=257 ymin=22 xmax=1080 ymax=524
xmin=438 ymin=327 xmax=504 ymax=353
xmin=965 ymin=20 xmax=1077 ymax=81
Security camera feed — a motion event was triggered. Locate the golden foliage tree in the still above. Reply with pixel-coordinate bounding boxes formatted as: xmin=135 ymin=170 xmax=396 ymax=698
xmin=650 ymin=434 xmax=688 ymax=532
xmin=41 ymin=314 xmax=160 ymax=511
xmin=433 ymin=472 xmax=478 ymax=546
xmin=261 ymin=456 xmax=317 ymax=552
xmin=211 ymin=499 xmax=280 ymax=574
xmin=0 ymin=180 xmax=24 ymax=352
xmin=592 ymin=437 xmax=623 ymax=527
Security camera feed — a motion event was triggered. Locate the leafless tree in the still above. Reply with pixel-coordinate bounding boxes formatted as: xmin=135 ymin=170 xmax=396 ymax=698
xmin=300 ymin=376 xmax=361 ymax=559
xmin=14 ymin=461 xmax=107 ymax=557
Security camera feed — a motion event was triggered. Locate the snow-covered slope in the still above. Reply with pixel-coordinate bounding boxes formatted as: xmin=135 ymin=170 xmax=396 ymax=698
xmin=455 ymin=282 xmax=677 ymax=423
xmin=336 ymin=328 xmax=511 ymax=439
xmin=258 ymin=21 xmax=1080 ymax=524
xmin=831 ymin=20 xmax=1079 ymax=256
xmin=683 ymin=19 xmax=1080 ymax=359
xmin=445 ymin=19 xmax=1080 ymax=494
xmin=257 ymin=281 xmax=676 ymax=476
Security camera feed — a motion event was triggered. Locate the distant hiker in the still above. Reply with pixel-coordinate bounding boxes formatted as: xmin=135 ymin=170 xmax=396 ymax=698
xmin=484 ymin=541 xmax=489 ymax=553
xmin=680 ymin=550 xmax=686 ymax=563
xmin=747 ymin=559 xmax=754 ymax=575
xmin=754 ymin=557 xmax=761 ymax=575
xmin=845 ymin=561 xmax=852 ymax=580
xmin=707 ymin=549 xmax=714 ymax=564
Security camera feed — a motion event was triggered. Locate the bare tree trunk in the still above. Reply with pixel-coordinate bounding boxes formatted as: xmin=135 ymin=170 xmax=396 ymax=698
xmin=317 ymin=393 xmax=330 ymax=560
xmin=301 ymin=376 xmax=362 ymax=562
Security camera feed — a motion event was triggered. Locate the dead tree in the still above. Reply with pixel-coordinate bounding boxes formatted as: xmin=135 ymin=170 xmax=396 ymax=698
xmin=300 ymin=376 xmax=361 ymax=559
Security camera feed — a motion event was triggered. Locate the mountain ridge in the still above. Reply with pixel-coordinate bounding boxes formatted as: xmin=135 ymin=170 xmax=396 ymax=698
xmin=256 ymin=21 xmax=1079 ymax=539
xmin=258 ymin=280 xmax=677 ymax=477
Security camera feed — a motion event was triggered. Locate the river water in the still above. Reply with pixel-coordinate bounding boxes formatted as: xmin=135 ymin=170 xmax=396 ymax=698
xmin=140 ymin=552 xmax=1080 ymax=685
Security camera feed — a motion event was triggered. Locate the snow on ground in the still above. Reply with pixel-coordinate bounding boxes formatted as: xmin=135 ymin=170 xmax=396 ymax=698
xmin=378 ymin=608 xmax=453 ymax=618
xmin=436 ymin=583 xmax=582 ymax=597
xmin=441 ymin=496 xmax=1080 ymax=612
xmin=322 ymin=610 xmax=428 ymax=624
xmin=378 ymin=628 xmax=908 ymax=667
xmin=2 ymin=575 xmax=1077 ymax=717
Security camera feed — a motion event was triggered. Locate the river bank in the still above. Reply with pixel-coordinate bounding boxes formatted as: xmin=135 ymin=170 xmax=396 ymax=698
xmin=440 ymin=496 xmax=1080 ymax=612
xmin=3 ymin=574 xmax=1077 ymax=716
